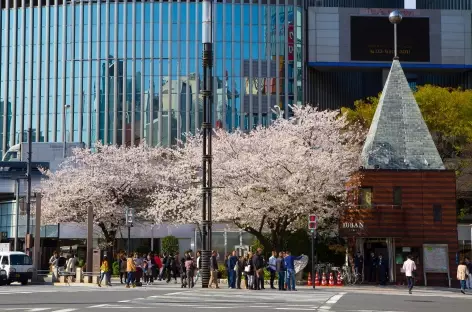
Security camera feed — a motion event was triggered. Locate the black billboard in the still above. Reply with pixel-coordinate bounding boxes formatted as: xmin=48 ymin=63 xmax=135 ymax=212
xmin=351 ymin=16 xmax=430 ymax=62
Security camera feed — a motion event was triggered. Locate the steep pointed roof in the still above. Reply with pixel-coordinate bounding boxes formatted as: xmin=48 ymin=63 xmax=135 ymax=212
xmin=360 ymin=60 xmax=445 ymax=170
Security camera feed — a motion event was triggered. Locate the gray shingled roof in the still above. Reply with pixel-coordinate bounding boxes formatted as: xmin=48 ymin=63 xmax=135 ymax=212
xmin=360 ymin=60 xmax=445 ymax=170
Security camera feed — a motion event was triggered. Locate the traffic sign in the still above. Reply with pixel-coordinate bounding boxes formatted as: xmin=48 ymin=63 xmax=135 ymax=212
xmin=125 ymin=208 xmax=135 ymax=226
xmin=308 ymin=215 xmax=317 ymax=231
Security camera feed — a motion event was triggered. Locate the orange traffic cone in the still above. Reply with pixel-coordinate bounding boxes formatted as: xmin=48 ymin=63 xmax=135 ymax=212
xmin=336 ymin=271 xmax=343 ymax=286
xmin=329 ymin=272 xmax=335 ymax=286
xmin=321 ymin=272 xmax=327 ymax=286
xmin=315 ymin=272 xmax=320 ymax=286
xmin=307 ymin=272 xmax=312 ymax=286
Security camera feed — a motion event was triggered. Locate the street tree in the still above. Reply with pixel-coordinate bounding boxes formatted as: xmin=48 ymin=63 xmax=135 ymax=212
xmin=39 ymin=142 xmax=174 ymax=248
xmin=149 ymin=106 xmax=364 ymax=251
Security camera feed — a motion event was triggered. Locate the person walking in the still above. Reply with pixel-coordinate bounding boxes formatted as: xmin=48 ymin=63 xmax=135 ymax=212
xmin=66 ymin=253 xmax=77 ymax=274
xmin=465 ymin=257 xmax=472 ymax=290
xmin=126 ymin=255 xmax=136 ymax=288
xmin=457 ymin=260 xmax=469 ymax=294
xmin=98 ymin=256 xmax=109 ymax=287
xmin=268 ymin=251 xmax=277 ymax=290
xmin=276 ymin=252 xmax=286 ymax=291
xmin=284 ymin=251 xmax=303 ymax=291
xmin=402 ymin=255 xmax=416 ymax=294
xmin=209 ymin=250 xmax=220 ymax=289
xmin=195 ymin=251 xmax=201 ymax=284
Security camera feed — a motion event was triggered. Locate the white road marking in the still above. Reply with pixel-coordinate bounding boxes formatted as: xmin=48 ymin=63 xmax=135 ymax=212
xmin=29 ymin=309 xmax=51 ymax=312
xmin=117 ymin=300 xmax=130 ymax=303
xmin=164 ymin=291 xmax=190 ymax=296
xmin=87 ymin=304 xmax=108 ymax=308
xmin=317 ymin=292 xmax=346 ymax=310
xmin=50 ymin=309 xmax=77 ymax=312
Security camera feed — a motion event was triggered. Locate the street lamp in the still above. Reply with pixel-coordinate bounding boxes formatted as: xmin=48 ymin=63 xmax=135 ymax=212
xmin=389 ymin=10 xmax=402 ymax=60
xmin=201 ymin=0 xmax=214 ymax=289
xmin=125 ymin=208 xmax=135 ymax=256
xmin=63 ymin=104 xmax=71 ymax=158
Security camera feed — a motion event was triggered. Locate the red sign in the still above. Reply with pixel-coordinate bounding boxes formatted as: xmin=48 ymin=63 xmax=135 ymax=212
xmin=308 ymin=215 xmax=317 ymax=230
xmin=288 ymin=24 xmax=294 ymax=61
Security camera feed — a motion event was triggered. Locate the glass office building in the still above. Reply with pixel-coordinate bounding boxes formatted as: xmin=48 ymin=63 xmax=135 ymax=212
xmin=0 ymin=0 xmax=305 ymax=154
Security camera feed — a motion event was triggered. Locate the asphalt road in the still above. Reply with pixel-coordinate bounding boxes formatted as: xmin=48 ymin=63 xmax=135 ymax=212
xmin=0 ymin=283 xmax=471 ymax=312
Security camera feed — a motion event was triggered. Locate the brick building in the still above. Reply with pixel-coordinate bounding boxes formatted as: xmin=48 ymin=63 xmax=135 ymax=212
xmin=341 ymin=60 xmax=459 ymax=287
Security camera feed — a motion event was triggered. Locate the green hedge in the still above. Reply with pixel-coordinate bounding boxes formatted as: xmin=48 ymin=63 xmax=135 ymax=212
xmin=112 ymin=261 xmax=120 ymax=276
xmin=161 ymin=235 xmax=179 ymax=255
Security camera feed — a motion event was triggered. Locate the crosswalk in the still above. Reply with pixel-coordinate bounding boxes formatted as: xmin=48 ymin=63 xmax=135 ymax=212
xmin=92 ymin=289 xmax=347 ymax=311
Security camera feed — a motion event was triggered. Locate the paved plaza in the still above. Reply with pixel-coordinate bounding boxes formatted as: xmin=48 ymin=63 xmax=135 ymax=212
xmin=0 ymin=282 xmax=471 ymax=312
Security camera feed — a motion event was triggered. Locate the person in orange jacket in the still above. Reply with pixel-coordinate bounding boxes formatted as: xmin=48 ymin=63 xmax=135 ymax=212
xmin=98 ymin=256 xmax=109 ymax=287
xmin=126 ymin=255 xmax=137 ymax=288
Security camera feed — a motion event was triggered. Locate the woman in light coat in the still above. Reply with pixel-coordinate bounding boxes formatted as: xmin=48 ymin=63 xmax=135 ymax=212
xmin=457 ymin=261 xmax=469 ymax=294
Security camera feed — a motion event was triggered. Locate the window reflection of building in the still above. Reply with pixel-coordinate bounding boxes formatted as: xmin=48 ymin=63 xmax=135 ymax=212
xmin=0 ymin=2 xmax=304 ymax=150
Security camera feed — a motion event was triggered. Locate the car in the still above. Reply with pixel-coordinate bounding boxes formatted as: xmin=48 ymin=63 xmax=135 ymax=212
xmin=0 ymin=269 xmax=7 ymax=286
xmin=0 ymin=252 xmax=34 ymax=285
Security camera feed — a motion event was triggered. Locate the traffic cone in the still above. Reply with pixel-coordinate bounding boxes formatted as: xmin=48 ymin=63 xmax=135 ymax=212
xmin=328 ymin=272 xmax=335 ymax=286
xmin=321 ymin=272 xmax=327 ymax=286
xmin=336 ymin=271 xmax=343 ymax=286
xmin=315 ymin=272 xmax=320 ymax=286
xmin=307 ymin=272 xmax=312 ymax=286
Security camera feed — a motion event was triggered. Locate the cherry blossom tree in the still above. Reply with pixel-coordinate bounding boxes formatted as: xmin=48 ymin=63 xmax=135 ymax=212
xmin=149 ymin=106 xmax=365 ymax=251
xmin=39 ymin=142 xmax=175 ymax=248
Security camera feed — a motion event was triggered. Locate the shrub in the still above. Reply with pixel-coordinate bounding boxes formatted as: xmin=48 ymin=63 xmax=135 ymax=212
xmin=218 ymin=264 xmax=228 ymax=279
xmin=112 ymin=261 xmax=120 ymax=276
xmin=161 ymin=235 xmax=179 ymax=255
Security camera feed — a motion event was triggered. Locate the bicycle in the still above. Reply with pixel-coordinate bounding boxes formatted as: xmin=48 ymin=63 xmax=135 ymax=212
xmin=341 ymin=265 xmax=362 ymax=286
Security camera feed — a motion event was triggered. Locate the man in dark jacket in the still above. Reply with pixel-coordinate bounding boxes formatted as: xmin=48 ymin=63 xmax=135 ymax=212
xmin=228 ymin=251 xmax=238 ymax=289
xmin=367 ymin=252 xmax=377 ymax=283
xmin=378 ymin=253 xmax=388 ymax=286
xmin=252 ymin=248 xmax=264 ymax=290
xmin=209 ymin=250 xmax=219 ymax=289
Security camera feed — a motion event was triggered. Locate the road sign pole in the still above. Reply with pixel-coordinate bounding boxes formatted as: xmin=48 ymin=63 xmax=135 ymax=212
xmin=311 ymin=230 xmax=316 ymax=289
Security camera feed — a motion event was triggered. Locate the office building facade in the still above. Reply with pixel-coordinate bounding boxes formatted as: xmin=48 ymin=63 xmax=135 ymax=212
xmin=0 ymin=0 xmax=304 ymax=155
xmin=307 ymin=0 xmax=472 ymax=109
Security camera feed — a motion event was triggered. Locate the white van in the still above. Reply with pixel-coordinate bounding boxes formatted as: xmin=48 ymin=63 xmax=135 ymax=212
xmin=0 ymin=252 xmax=34 ymax=285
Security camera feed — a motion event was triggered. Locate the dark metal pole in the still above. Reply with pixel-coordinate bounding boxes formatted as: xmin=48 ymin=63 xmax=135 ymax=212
xmin=14 ymin=179 xmax=20 ymax=251
xmin=33 ymin=193 xmax=41 ymax=281
xmin=26 ymin=128 xmax=32 ymax=237
xmin=201 ymin=0 xmax=213 ymax=289
xmin=127 ymin=226 xmax=131 ymax=256
xmin=86 ymin=206 xmax=93 ymax=283
xmin=311 ymin=230 xmax=315 ymax=289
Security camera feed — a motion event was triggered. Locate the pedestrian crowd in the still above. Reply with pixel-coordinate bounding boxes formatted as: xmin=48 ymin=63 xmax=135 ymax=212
xmin=112 ymin=248 xmax=303 ymax=290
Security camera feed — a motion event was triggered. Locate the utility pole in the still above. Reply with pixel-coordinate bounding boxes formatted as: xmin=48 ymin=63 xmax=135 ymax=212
xmin=25 ymin=129 xmax=32 ymax=235
xmin=25 ymin=128 xmax=32 ymax=256
xmin=86 ymin=206 xmax=93 ymax=283
xmin=33 ymin=193 xmax=41 ymax=281
xmin=309 ymin=215 xmax=317 ymax=289
xmin=63 ymin=104 xmax=70 ymax=158
xmin=201 ymin=0 xmax=214 ymax=289
xmin=14 ymin=179 xmax=20 ymax=251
